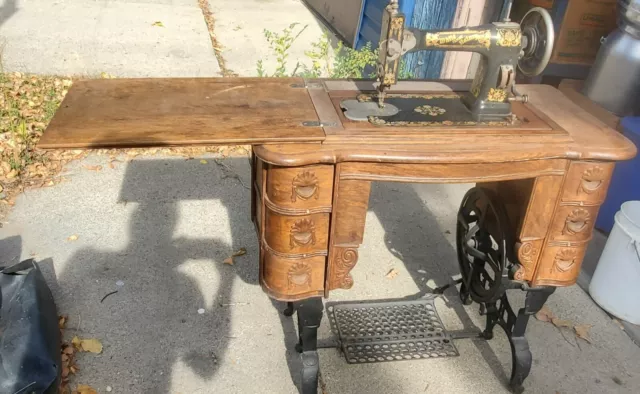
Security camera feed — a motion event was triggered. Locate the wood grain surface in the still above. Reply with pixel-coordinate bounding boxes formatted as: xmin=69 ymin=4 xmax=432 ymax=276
xmin=558 ymin=79 xmax=620 ymax=130
xmin=39 ymin=78 xmax=323 ymax=148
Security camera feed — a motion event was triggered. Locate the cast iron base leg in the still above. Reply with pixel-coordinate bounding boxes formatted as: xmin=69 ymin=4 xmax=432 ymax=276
xmin=483 ymin=287 xmax=555 ymax=393
xmin=294 ymin=297 xmax=323 ymax=394
xmin=283 ymin=302 xmax=294 ymax=317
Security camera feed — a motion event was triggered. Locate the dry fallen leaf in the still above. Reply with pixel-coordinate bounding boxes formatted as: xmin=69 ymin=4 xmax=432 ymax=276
xmin=67 ymin=234 xmax=79 ymax=242
xmin=551 ymin=317 xmax=573 ymax=328
xmin=63 ymin=344 xmax=75 ymax=355
xmin=82 ymin=164 xmax=103 ymax=171
xmin=59 ymin=315 xmax=68 ymax=329
xmin=152 ymin=21 xmax=164 ymax=27
xmin=71 ymin=336 xmax=82 ymax=350
xmin=385 ymin=268 xmax=399 ymax=279
xmin=69 ymin=364 xmax=79 ymax=374
xmin=535 ymin=305 xmax=554 ymax=322
xmin=574 ymin=324 xmax=593 ymax=343
xmin=80 ymin=338 xmax=103 ymax=354
xmin=200 ymin=159 xmax=208 ymax=164
xmin=223 ymin=248 xmax=247 ymax=265
xmin=76 ymin=384 xmax=98 ymax=394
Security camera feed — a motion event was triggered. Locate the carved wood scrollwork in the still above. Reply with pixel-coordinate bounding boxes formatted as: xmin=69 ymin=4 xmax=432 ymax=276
xmin=517 ymin=242 xmax=539 ymax=266
xmin=288 ymin=262 xmax=312 ymax=289
xmin=291 ymin=171 xmax=319 ymax=202
xmin=515 ymin=241 xmax=538 ymax=280
xmin=563 ymin=208 xmax=591 ymax=235
xmin=553 ymin=248 xmax=578 ymax=273
xmin=331 ymin=248 xmax=358 ymax=289
xmin=289 ymin=218 xmax=316 ymax=249
xmin=579 ymin=166 xmax=605 ymax=194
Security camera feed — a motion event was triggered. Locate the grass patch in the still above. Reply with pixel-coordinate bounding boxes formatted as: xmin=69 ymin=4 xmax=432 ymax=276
xmin=0 ymin=72 xmax=77 ymax=213
xmin=0 ymin=71 xmax=249 ymax=218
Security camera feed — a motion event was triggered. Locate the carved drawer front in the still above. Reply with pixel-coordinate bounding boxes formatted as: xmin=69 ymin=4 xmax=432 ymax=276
xmin=548 ymin=205 xmax=599 ymax=243
xmin=264 ymin=208 xmax=329 ymax=255
xmin=561 ymin=162 xmax=613 ymax=204
xmin=534 ymin=245 xmax=588 ymax=286
xmin=266 ymin=165 xmax=334 ymax=210
xmin=261 ymin=251 xmax=325 ymax=299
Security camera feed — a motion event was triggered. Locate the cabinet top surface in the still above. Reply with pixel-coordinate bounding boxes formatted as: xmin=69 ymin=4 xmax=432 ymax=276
xmin=39 ymin=78 xmax=636 ymax=164
xmin=39 ymin=77 xmax=324 ymax=149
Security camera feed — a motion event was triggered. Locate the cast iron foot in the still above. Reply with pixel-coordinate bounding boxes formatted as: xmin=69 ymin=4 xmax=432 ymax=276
xmin=283 ymin=302 xmax=294 ymax=317
xmin=294 ymin=297 xmax=323 ymax=394
xmin=483 ymin=286 xmax=555 ymax=392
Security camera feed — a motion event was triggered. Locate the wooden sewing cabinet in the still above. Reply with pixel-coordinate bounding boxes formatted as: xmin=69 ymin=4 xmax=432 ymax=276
xmin=40 ymin=78 xmax=637 ymax=394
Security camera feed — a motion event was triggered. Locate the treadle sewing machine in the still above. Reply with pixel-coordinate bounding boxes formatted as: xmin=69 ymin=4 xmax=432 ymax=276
xmin=38 ymin=1 xmax=636 ymax=393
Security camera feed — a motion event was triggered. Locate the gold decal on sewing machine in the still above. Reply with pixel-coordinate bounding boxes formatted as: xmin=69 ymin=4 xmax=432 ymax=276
xmin=369 ymin=117 xmax=514 ymax=127
xmin=379 ymin=14 xmax=405 ymax=87
xmin=383 ymin=72 xmax=397 ymax=85
xmin=487 ymin=88 xmax=507 ymax=102
xmin=425 ymin=30 xmax=491 ymax=49
xmin=414 ymin=105 xmax=446 ymax=116
xmin=391 ymin=16 xmax=404 ymax=30
xmin=496 ymin=28 xmax=522 ymax=47
xmin=358 ymin=93 xmax=462 ymax=102
xmin=470 ymin=60 xmax=485 ymax=97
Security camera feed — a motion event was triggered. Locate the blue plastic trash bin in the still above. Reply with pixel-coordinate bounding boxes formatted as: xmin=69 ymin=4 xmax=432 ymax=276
xmin=595 ymin=117 xmax=640 ymax=233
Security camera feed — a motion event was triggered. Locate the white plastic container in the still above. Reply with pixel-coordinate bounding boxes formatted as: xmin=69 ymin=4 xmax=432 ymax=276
xmin=589 ymin=201 xmax=640 ymax=324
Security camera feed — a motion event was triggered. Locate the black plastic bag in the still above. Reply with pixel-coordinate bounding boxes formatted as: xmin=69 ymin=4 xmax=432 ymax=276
xmin=0 ymin=259 xmax=60 ymax=394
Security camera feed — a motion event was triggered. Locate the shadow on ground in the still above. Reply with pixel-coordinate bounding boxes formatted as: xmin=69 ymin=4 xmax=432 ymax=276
xmin=0 ymin=157 xmax=511 ymax=393
xmin=369 ymin=182 xmax=510 ymax=384
xmin=0 ymin=0 xmax=17 ymax=29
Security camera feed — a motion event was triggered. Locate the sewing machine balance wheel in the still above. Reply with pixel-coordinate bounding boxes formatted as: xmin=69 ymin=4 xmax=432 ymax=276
xmin=518 ymin=7 xmax=555 ymax=77
xmin=456 ymin=187 xmax=513 ymax=305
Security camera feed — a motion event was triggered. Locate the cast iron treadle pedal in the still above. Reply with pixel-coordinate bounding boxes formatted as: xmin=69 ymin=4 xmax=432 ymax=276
xmin=326 ymin=296 xmax=459 ymax=364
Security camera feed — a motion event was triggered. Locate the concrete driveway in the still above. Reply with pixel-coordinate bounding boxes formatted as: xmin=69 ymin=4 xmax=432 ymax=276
xmin=1 ymin=154 xmax=639 ymax=393
xmin=0 ymin=0 xmax=219 ymax=76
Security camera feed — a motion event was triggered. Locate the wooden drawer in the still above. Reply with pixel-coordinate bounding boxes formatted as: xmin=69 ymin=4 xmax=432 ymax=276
xmin=548 ymin=204 xmax=599 ymax=243
xmin=261 ymin=251 xmax=325 ymax=299
xmin=561 ymin=162 xmax=613 ymax=204
xmin=266 ymin=165 xmax=334 ymax=210
xmin=255 ymin=158 xmax=264 ymax=195
xmin=264 ymin=208 xmax=329 ymax=255
xmin=255 ymin=192 xmax=263 ymax=239
xmin=533 ymin=244 xmax=587 ymax=286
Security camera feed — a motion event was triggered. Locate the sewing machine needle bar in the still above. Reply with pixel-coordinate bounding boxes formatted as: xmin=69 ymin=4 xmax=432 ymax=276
xmin=326 ymin=297 xmax=459 ymax=364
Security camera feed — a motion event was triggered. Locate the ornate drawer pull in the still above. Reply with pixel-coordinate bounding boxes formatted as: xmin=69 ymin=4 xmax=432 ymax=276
xmin=291 ymin=171 xmax=319 ymax=201
xmin=564 ymin=208 xmax=591 ymax=235
xmin=580 ymin=166 xmax=605 ymax=194
xmin=288 ymin=262 xmax=312 ymax=288
xmin=290 ymin=219 xmax=317 ymax=248
xmin=554 ymin=249 xmax=578 ymax=272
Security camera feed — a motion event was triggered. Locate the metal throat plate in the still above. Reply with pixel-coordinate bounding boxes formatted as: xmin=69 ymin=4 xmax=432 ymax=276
xmin=326 ymin=296 xmax=459 ymax=364
xmin=340 ymin=93 xmax=516 ymax=127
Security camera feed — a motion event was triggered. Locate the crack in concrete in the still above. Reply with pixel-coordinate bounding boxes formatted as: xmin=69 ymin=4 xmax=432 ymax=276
xmin=197 ymin=0 xmax=238 ymax=77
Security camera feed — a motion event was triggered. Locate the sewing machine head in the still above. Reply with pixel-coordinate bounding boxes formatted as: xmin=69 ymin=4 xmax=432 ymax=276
xmin=341 ymin=1 xmax=555 ymax=126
